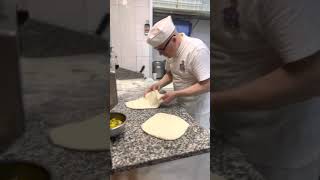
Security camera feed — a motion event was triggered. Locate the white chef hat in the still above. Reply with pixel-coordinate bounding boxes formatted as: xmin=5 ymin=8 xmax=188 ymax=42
xmin=146 ymin=16 xmax=175 ymax=48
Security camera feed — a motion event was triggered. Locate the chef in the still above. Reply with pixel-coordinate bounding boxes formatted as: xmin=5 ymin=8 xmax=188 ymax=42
xmin=145 ymin=16 xmax=210 ymax=129
xmin=212 ymin=0 xmax=320 ymax=179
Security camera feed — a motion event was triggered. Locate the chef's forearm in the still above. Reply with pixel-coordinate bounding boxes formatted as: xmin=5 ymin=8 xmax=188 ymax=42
xmin=175 ymin=79 xmax=210 ymax=97
xmin=158 ymin=72 xmax=173 ymax=88
xmin=213 ymin=52 xmax=320 ymax=112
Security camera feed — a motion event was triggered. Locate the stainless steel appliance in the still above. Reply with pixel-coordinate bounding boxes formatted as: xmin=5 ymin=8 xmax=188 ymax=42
xmin=152 ymin=60 xmax=165 ymax=80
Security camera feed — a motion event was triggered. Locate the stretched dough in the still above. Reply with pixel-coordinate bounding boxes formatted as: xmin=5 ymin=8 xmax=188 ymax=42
xmin=49 ymin=113 xmax=109 ymax=151
xmin=141 ymin=113 xmax=190 ymax=140
xmin=125 ymin=90 xmax=163 ymax=109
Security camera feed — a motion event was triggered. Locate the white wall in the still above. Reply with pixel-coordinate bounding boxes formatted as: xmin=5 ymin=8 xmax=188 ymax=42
xmin=17 ymin=0 xmax=28 ymax=10
xmin=1 ymin=0 xmax=17 ymax=20
xmin=28 ymin=0 xmax=88 ymax=32
xmin=111 ymin=0 xmax=137 ymax=72
xmin=190 ymin=19 xmax=210 ymax=47
xmin=26 ymin=0 xmax=108 ymax=34
xmin=111 ymin=0 xmax=152 ymax=78
xmin=87 ymin=0 xmax=109 ymax=34
xmin=135 ymin=0 xmax=152 ymax=77
xmin=152 ymin=15 xmax=210 ymax=62
xmin=0 ymin=0 xmax=18 ymax=31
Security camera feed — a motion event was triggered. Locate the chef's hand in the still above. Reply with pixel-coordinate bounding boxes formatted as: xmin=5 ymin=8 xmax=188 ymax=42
xmin=144 ymin=83 xmax=161 ymax=96
xmin=161 ymin=91 xmax=177 ymax=104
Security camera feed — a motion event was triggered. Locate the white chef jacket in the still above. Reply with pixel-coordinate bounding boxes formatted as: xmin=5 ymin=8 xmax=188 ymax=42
xmin=213 ymin=0 xmax=320 ymax=170
xmin=165 ymin=33 xmax=210 ymax=129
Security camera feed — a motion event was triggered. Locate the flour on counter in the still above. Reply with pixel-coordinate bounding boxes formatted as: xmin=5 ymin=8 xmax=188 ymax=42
xmin=116 ymin=78 xmax=174 ymax=101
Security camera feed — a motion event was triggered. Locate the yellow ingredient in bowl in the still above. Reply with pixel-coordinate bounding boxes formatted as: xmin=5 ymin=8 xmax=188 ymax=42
xmin=110 ymin=118 xmax=123 ymax=128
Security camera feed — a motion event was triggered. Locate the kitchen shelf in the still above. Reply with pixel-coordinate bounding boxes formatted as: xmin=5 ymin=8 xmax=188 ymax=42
xmin=153 ymin=0 xmax=210 ymax=13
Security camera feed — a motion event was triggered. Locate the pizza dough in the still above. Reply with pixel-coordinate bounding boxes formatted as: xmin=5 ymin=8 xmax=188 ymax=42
xmin=141 ymin=113 xmax=190 ymax=140
xmin=49 ymin=113 xmax=109 ymax=151
xmin=125 ymin=90 xmax=164 ymax=109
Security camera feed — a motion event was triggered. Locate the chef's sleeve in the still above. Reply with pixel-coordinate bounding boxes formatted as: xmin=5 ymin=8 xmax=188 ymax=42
xmin=191 ymin=48 xmax=210 ymax=82
xmin=260 ymin=0 xmax=320 ymax=63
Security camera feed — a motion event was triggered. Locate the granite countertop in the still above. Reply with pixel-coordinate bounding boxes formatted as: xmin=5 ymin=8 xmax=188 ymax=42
xmin=113 ymin=77 xmax=264 ymax=179
xmin=110 ymin=99 xmax=210 ymax=173
xmin=0 ymin=56 xmax=263 ymax=180
xmin=0 ymin=55 xmax=111 ymax=180
xmin=211 ymin=139 xmax=265 ymax=180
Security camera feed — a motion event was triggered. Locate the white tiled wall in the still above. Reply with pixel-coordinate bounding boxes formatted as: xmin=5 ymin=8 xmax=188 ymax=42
xmin=135 ymin=0 xmax=152 ymax=77
xmin=111 ymin=0 xmax=136 ymax=72
xmin=1 ymin=0 xmax=17 ymax=19
xmin=28 ymin=0 xmax=87 ymax=32
xmin=111 ymin=0 xmax=152 ymax=78
xmin=27 ymin=0 xmax=107 ymax=33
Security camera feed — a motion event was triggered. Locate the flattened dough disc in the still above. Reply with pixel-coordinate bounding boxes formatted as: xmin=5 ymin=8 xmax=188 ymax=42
xmin=49 ymin=113 xmax=109 ymax=151
xmin=141 ymin=113 xmax=190 ymax=140
xmin=125 ymin=90 xmax=163 ymax=109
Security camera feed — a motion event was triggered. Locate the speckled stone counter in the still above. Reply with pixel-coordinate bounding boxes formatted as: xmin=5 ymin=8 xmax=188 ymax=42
xmin=211 ymin=139 xmax=265 ymax=180
xmin=114 ymin=79 xmax=264 ymax=179
xmin=110 ymin=100 xmax=210 ymax=173
xmin=0 ymin=56 xmax=111 ymax=180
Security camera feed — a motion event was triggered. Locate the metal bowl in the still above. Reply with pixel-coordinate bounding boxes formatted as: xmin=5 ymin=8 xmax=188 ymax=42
xmin=110 ymin=112 xmax=126 ymax=137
